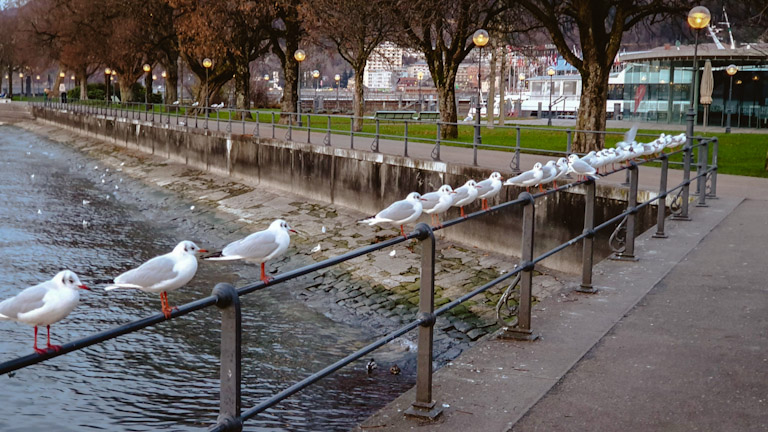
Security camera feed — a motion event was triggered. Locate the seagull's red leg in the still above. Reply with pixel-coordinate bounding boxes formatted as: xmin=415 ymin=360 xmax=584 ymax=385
xmin=539 ymin=184 xmax=544 ymax=193
xmin=436 ymin=214 xmax=442 ymax=228
xmin=46 ymin=325 xmax=61 ymax=352
xmin=34 ymin=326 xmax=45 ymax=354
xmin=460 ymin=207 xmax=466 ymax=218
xmin=260 ymin=262 xmax=272 ymax=284
xmin=554 ymin=180 xmax=558 ymax=189
xmin=160 ymin=292 xmax=172 ymax=319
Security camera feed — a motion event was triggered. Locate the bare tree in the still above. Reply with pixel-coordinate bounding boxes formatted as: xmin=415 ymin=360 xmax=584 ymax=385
xmin=301 ymin=0 xmax=395 ymax=131
xmin=516 ymin=0 xmax=689 ymax=152
xmin=268 ymin=0 xmax=304 ymax=123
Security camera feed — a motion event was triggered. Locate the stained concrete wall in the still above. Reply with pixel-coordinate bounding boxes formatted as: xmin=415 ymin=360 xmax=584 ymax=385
xmin=33 ymin=107 xmax=659 ymax=273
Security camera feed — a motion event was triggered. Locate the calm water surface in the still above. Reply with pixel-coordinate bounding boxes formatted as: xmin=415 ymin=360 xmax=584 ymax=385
xmin=0 ymin=125 xmax=415 ymax=431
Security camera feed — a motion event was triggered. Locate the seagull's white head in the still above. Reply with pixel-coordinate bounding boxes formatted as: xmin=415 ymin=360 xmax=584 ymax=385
xmin=568 ymin=154 xmax=580 ymax=163
xmin=174 ymin=240 xmax=208 ymax=255
xmin=532 ymin=162 xmax=543 ymax=170
xmin=406 ymin=192 xmax=424 ymax=202
xmin=55 ymin=270 xmax=89 ymax=291
xmin=270 ymin=219 xmax=297 ymax=234
xmin=463 ymin=180 xmax=478 ymax=189
xmin=557 ymin=157 xmax=568 ymax=167
xmin=545 ymin=160 xmax=556 ymax=167
xmin=489 ymin=172 xmax=503 ymax=181
xmin=438 ymin=184 xmax=455 ymax=194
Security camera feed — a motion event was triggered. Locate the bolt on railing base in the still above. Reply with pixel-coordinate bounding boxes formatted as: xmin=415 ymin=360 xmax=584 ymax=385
xmin=575 ymin=284 xmax=598 ymax=294
xmin=497 ymin=327 xmax=539 ymax=341
xmin=404 ymin=400 xmax=443 ymax=421
xmin=609 ymin=253 xmax=639 ymax=262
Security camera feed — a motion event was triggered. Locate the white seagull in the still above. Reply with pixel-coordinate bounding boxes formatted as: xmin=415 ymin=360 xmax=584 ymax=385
xmin=504 ymin=162 xmax=543 ymax=192
xmin=452 ymin=180 xmax=481 ymax=218
xmin=568 ymin=154 xmax=598 ymax=180
xmin=476 ymin=172 xmax=504 ymax=210
xmin=359 ymin=192 xmax=425 ymax=238
xmin=552 ymin=157 xmax=570 ymax=188
xmin=421 ymin=185 xmax=456 ymax=227
xmin=0 ymin=270 xmax=89 ymax=354
xmin=536 ymin=160 xmax=559 ymax=192
xmin=205 ymin=219 xmax=297 ymax=285
xmin=105 ymin=241 xmax=207 ymax=318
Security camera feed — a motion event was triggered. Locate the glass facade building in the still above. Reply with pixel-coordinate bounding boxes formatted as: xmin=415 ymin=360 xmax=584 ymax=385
xmin=619 ymin=43 xmax=768 ymax=129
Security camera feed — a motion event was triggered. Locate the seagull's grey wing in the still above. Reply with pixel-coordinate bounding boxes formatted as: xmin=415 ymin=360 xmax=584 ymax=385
xmin=377 ymin=201 xmax=417 ymax=221
xmin=0 ymin=283 xmax=49 ymax=319
xmin=452 ymin=187 xmax=469 ymax=202
xmin=420 ymin=192 xmax=442 ymax=210
xmin=510 ymin=170 xmax=537 ymax=183
xmin=115 ymin=255 xmax=179 ymax=287
xmin=624 ymin=124 xmax=638 ymax=143
xmin=222 ymin=231 xmax=278 ymax=260
xmin=476 ymin=179 xmax=493 ymax=190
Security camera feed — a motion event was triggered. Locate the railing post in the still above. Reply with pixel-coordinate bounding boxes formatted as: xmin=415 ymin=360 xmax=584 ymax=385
xmin=708 ymin=138 xmax=718 ymax=198
xmin=500 ymin=192 xmax=539 ymax=341
xmin=432 ymin=122 xmax=441 ymax=161
xmin=306 ymin=114 xmax=311 ymax=144
xmin=405 ymin=223 xmax=442 ymax=421
xmin=254 ymin=110 xmax=259 ymax=136
xmin=271 ymin=112 xmax=276 ymax=139
xmin=404 ymin=120 xmax=409 ymax=157
xmin=287 ymin=114 xmax=293 ymax=141
xmin=211 ymin=283 xmax=243 ymax=432
xmin=350 ymin=117 xmax=354 ymax=149
xmin=672 ymin=141 xmax=693 ymax=221
xmin=696 ymin=139 xmax=708 ymax=207
xmin=577 ymin=180 xmax=597 ymax=293
xmin=566 ymin=128 xmax=572 ymax=154
xmin=613 ymin=164 xmax=639 ymax=261
xmin=372 ymin=118 xmax=380 ymax=152
xmin=510 ymin=126 xmax=521 ymax=173
xmin=653 ymin=155 xmax=669 ymax=239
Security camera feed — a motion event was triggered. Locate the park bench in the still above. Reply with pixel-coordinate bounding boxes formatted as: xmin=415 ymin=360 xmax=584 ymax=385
xmin=415 ymin=111 xmax=440 ymax=121
xmin=373 ymin=110 xmax=417 ymax=120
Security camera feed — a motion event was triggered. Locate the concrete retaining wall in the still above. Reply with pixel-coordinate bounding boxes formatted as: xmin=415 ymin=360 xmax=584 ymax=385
xmin=33 ymin=107 xmax=659 ymax=273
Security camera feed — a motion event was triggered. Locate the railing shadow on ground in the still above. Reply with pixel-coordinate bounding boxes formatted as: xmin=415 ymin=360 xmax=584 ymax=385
xmin=3 ymin=104 xmax=719 ymax=431
xmin=36 ymin=99 xmax=700 ymax=174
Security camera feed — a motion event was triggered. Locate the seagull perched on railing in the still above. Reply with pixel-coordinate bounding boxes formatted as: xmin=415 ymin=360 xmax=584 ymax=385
xmin=0 ymin=270 xmax=89 ymax=354
xmin=504 ymin=162 xmax=543 ymax=192
xmin=205 ymin=219 xmax=296 ymax=285
xmin=536 ymin=160 xmax=559 ymax=192
xmin=567 ymin=154 xmax=598 ymax=180
xmin=105 ymin=241 xmax=207 ymax=318
xmin=358 ymin=192 xmax=425 ymax=238
xmin=451 ymin=180 xmax=480 ymax=218
xmin=421 ymin=185 xmax=455 ymax=227
xmin=191 ymin=101 xmax=199 ymax=107
xmin=476 ymin=172 xmax=503 ymax=210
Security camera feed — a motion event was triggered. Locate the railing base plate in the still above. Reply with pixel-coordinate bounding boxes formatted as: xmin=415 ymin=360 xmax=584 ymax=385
xmin=575 ymin=285 xmax=598 ymax=294
xmin=671 ymin=215 xmax=692 ymax=221
xmin=404 ymin=400 xmax=442 ymax=421
xmin=652 ymin=233 xmax=668 ymax=239
xmin=497 ymin=328 xmax=540 ymax=341
xmin=609 ymin=253 xmax=639 ymax=262
xmin=695 ymin=203 xmax=709 ymax=208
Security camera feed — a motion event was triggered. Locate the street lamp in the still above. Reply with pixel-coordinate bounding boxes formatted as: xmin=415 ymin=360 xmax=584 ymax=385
xmin=104 ymin=68 xmax=111 ymax=104
xmin=417 ymin=71 xmax=424 ymax=113
xmin=518 ymin=73 xmax=525 ymax=115
xmin=294 ymin=49 xmax=306 ymax=126
xmin=161 ymin=71 xmax=167 ymax=104
xmin=202 ymin=57 xmax=213 ymax=128
xmin=547 ymin=66 xmax=555 ymax=126
xmin=725 ymin=64 xmax=738 ymax=133
xmin=685 ymin=6 xmax=710 ymax=138
xmin=142 ymin=63 xmax=151 ymax=107
xmin=334 ymin=73 xmax=341 ymax=110
xmin=19 ymin=72 xmax=24 ymax=97
xmin=472 ymin=29 xmax=489 ymax=152
xmin=312 ymin=69 xmax=320 ymax=112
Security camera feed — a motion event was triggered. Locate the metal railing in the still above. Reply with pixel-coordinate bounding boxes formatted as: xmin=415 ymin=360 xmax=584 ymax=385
xmin=0 ymin=110 xmax=718 ymax=430
xmin=35 ymin=99 xmax=699 ymax=173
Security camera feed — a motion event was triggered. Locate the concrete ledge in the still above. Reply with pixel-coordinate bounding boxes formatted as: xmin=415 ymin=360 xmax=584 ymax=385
xmin=356 ymin=196 xmax=742 ymax=432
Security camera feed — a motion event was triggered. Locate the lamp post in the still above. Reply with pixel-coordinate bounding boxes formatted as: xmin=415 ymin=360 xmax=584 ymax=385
xmin=725 ymin=64 xmax=738 ymax=133
xmin=312 ymin=69 xmax=320 ymax=112
xmin=685 ymin=6 xmax=710 ymax=139
xmin=104 ymin=68 xmax=111 ymax=104
xmin=202 ymin=57 xmax=213 ymax=128
xmin=142 ymin=63 xmax=151 ymax=108
xmin=417 ymin=71 xmax=424 ymax=113
xmin=161 ymin=71 xmax=167 ymax=104
xmin=19 ymin=72 xmax=24 ymax=97
xmin=294 ymin=49 xmax=306 ymax=126
xmin=518 ymin=73 xmax=525 ymax=116
xmin=472 ymin=29 xmax=489 ymax=151
xmin=546 ymin=66 xmax=555 ymax=126
xmin=334 ymin=73 xmax=341 ymax=110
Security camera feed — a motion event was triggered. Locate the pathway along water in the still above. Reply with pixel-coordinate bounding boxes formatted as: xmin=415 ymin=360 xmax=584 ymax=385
xmin=0 ymin=125 xmax=416 ymax=431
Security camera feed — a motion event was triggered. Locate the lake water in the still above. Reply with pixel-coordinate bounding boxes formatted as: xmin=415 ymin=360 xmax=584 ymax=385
xmin=0 ymin=125 xmax=416 ymax=431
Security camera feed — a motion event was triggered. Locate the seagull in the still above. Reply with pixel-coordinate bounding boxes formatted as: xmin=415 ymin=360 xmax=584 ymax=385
xmin=567 ymin=154 xmax=598 ymax=180
xmin=476 ymin=172 xmax=503 ymax=210
xmin=358 ymin=192 xmax=425 ymax=238
xmin=536 ymin=161 xmax=559 ymax=192
xmin=105 ymin=241 xmax=207 ymax=318
xmin=205 ymin=219 xmax=296 ymax=285
xmin=551 ymin=157 xmax=569 ymax=188
xmin=504 ymin=162 xmax=543 ymax=192
xmin=310 ymin=244 xmax=322 ymax=253
xmin=421 ymin=185 xmax=456 ymax=227
xmin=0 ymin=270 xmax=89 ymax=354
xmin=172 ymin=100 xmax=180 ymax=105
xmin=452 ymin=180 xmax=480 ymax=218
xmin=366 ymin=358 xmax=378 ymax=374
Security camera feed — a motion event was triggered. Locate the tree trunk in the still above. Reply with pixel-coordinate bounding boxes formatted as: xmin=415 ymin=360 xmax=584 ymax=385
xmin=486 ymin=45 xmax=497 ymax=129
xmin=353 ymin=65 xmax=365 ymax=131
xmin=437 ymin=81 xmax=458 ymax=139
xmin=234 ymin=57 xmax=250 ymax=117
xmin=499 ymin=46 xmax=506 ymax=125
xmin=7 ymin=65 xmax=12 ymax=96
xmin=79 ymin=67 xmax=87 ymax=100
xmin=165 ymin=59 xmax=179 ymax=104
xmin=119 ymin=77 xmax=135 ymax=103
xmin=573 ymin=65 xmax=610 ymax=153
xmin=279 ymin=42 xmax=299 ymax=124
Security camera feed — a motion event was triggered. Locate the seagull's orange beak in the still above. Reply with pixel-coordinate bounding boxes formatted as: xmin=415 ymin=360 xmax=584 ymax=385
xmin=289 ymin=229 xmax=297 ymax=234
xmin=79 ymin=284 xmax=90 ymax=290
xmin=197 ymin=249 xmax=209 ymax=253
